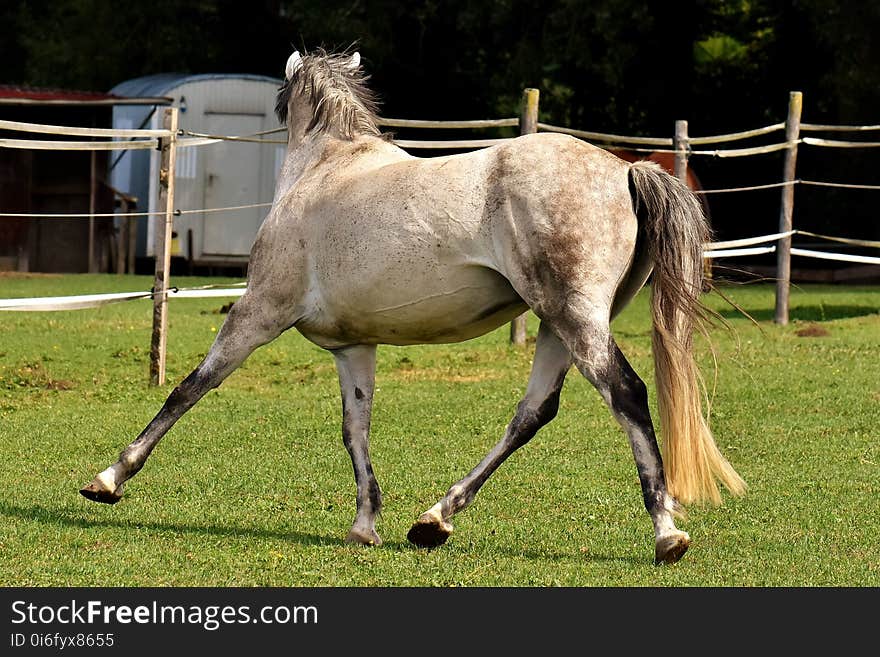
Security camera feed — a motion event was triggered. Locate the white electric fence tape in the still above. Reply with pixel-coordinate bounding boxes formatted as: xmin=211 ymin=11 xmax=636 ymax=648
xmin=0 ymin=285 xmax=246 ymax=312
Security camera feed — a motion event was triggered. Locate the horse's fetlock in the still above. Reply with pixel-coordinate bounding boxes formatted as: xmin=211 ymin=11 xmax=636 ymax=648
xmin=641 ymin=483 xmax=667 ymax=513
xmin=367 ymin=479 xmax=383 ymax=513
xmin=118 ymin=452 xmax=143 ymax=475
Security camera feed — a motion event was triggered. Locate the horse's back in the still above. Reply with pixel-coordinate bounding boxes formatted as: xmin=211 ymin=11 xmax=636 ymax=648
xmin=250 ymin=132 xmax=640 ymax=348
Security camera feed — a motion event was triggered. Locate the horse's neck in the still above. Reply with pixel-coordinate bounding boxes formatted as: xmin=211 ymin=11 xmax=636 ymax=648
xmin=274 ymin=134 xmax=332 ymax=200
xmin=275 ymin=133 xmax=405 ymax=201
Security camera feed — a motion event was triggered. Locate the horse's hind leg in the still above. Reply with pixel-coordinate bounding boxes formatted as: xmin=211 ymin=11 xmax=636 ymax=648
xmin=552 ymin=309 xmax=689 ymax=565
xmin=80 ymin=294 xmax=288 ymax=504
xmin=407 ymin=321 xmax=572 ymax=548
xmin=331 ymin=345 xmax=383 ymax=546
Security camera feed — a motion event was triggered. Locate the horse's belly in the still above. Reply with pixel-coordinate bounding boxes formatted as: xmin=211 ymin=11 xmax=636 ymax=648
xmin=296 ymin=267 xmax=527 ymax=347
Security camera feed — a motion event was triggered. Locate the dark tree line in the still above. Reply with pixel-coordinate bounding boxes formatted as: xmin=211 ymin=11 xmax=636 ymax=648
xmin=2 ymin=1 xmax=879 ymax=242
xmin=4 ymin=1 xmax=878 ymax=128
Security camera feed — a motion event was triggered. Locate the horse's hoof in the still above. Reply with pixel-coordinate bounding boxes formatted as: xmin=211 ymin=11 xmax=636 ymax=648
xmin=345 ymin=527 xmax=382 ymax=546
xmin=79 ymin=479 xmax=123 ymax=505
xmin=407 ymin=514 xmax=453 ymax=548
xmin=654 ymin=531 xmax=690 ymax=565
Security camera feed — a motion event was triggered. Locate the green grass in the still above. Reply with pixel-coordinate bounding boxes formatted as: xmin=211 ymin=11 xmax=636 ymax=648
xmin=0 ymin=274 xmax=878 ymax=586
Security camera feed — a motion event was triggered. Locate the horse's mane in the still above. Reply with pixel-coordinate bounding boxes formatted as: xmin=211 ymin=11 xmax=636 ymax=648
xmin=275 ymin=48 xmax=382 ymax=139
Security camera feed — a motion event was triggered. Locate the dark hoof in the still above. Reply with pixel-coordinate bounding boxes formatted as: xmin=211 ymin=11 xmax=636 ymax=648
xmin=407 ymin=516 xmax=453 ymax=548
xmin=345 ymin=528 xmax=382 ymax=546
xmin=79 ymin=480 xmax=123 ymax=505
xmin=654 ymin=532 xmax=690 ymax=565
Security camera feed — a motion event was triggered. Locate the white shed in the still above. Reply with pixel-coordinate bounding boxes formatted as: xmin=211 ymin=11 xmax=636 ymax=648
xmin=110 ymin=73 xmax=285 ymax=270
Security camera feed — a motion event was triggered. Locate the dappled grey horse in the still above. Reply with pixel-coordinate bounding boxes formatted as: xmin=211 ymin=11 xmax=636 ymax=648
xmin=82 ymin=48 xmax=745 ymax=564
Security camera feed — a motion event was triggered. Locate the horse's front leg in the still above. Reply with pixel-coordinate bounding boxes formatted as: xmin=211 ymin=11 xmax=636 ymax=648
xmin=332 ymin=344 xmax=383 ymax=546
xmin=80 ymin=294 xmax=286 ymax=504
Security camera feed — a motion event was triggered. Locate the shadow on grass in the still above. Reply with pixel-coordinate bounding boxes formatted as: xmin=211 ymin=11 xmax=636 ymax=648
xmin=1 ymin=501 xmax=646 ymax=565
xmin=0 ymin=500 xmax=341 ymax=548
xmin=338 ymin=538 xmax=646 ymax=565
xmin=717 ymin=304 xmax=878 ymax=323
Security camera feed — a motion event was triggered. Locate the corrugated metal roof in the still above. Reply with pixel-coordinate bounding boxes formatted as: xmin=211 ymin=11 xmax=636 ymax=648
xmin=0 ymin=85 xmax=117 ymax=101
xmin=111 ymin=73 xmax=281 ymax=98
xmin=0 ymin=85 xmax=169 ymax=106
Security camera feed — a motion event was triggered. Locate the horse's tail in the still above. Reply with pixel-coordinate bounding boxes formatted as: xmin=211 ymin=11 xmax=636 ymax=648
xmin=628 ymin=161 xmax=746 ymax=505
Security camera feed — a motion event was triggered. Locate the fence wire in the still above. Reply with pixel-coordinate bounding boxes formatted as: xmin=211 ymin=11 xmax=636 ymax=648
xmin=2 ymin=111 xmax=879 ymax=289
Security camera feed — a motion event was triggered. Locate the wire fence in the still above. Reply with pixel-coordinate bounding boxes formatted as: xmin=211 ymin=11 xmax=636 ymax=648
xmin=5 ymin=106 xmax=878 ymax=244
xmin=2 ymin=88 xmax=879 ymax=379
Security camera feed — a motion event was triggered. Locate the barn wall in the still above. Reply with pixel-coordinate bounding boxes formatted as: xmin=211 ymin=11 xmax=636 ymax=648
xmin=0 ymin=105 xmax=115 ymax=273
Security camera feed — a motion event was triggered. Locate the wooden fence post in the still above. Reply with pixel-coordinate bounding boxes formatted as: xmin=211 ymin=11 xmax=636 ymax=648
xmin=150 ymin=107 xmax=179 ymax=386
xmin=774 ymin=91 xmax=803 ymax=325
xmin=88 ymin=150 xmax=97 ymax=273
xmin=127 ymin=207 xmax=137 ymax=275
xmin=510 ymin=87 xmax=539 ymax=346
xmin=673 ymin=119 xmax=711 ymax=281
xmin=115 ymin=197 xmax=128 ymax=275
xmin=673 ymin=119 xmax=689 ymax=183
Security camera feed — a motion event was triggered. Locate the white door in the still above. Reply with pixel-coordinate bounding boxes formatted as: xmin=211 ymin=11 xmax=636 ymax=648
xmin=202 ymin=113 xmax=265 ymax=256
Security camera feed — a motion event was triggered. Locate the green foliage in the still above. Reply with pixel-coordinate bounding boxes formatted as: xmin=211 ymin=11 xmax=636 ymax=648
xmin=8 ymin=0 xmax=301 ymax=89
xmin=2 ymin=1 xmax=877 ymax=129
xmin=694 ymin=34 xmax=750 ymax=66
xmin=0 ymin=275 xmax=878 ymax=585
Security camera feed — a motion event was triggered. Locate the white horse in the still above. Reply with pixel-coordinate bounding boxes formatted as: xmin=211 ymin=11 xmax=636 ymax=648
xmin=82 ymin=48 xmax=745 ymax=565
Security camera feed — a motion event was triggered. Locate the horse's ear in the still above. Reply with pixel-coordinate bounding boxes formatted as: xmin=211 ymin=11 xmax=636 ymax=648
xmin=347 ymin=52 xmax=361 ymax=71
xmin=286 ymin=51 xmax=303 ymax=79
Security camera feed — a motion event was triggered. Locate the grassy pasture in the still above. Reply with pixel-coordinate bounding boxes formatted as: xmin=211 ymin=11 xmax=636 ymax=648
xmin=0 ymin=274 xmax=878 ymax=586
